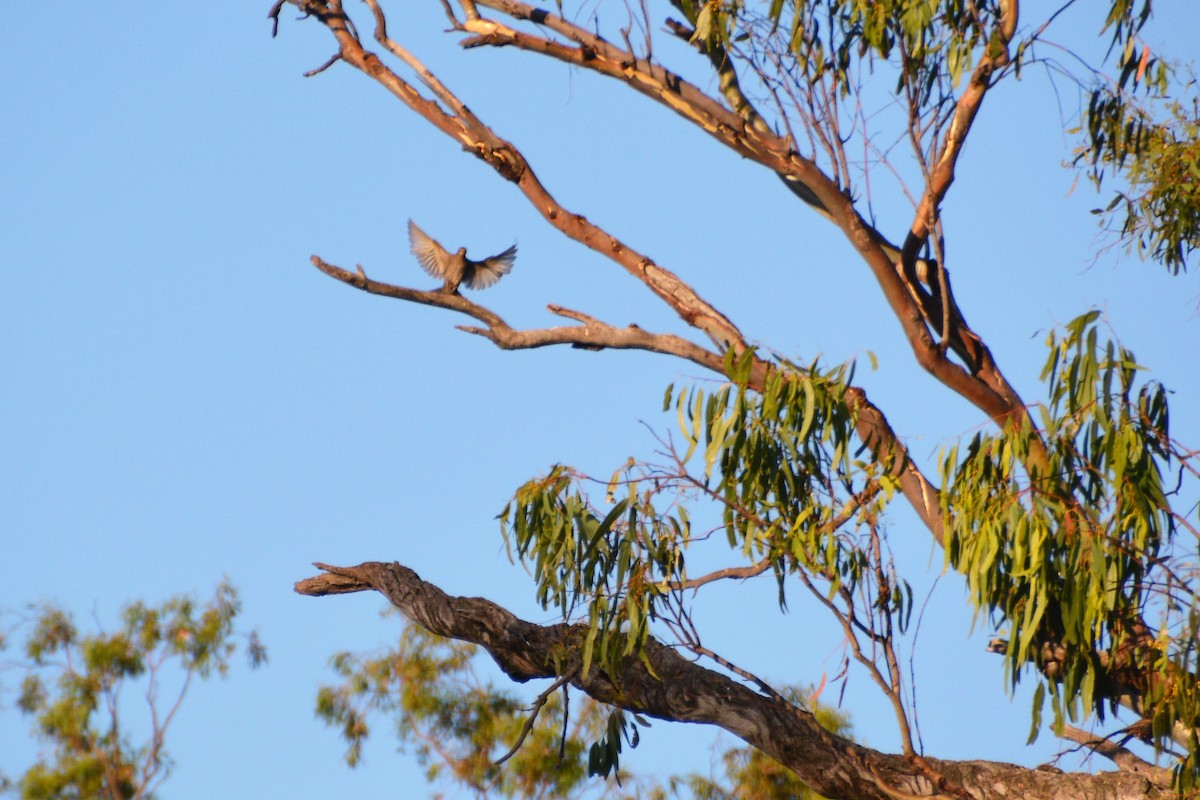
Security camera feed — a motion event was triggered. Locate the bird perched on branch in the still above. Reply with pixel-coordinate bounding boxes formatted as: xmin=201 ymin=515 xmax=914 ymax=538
xmin=407 ymin=219 xmax=516 ymax=293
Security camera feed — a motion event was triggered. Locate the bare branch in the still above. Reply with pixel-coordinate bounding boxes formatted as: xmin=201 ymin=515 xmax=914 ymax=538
xmin=670 ymin=557 xmax=773 ymax=590
xmin=1058 ymin=724 xmax=1171 ymax=781
xmin=303 ymin=52 xmax=342 ymax=76
xmin=310 ymin=256 xmax=725 ymax=371
xmin=494 ymin=671 xmax=575 ymax=766
xmin=289 ymin=0 xmax=749 ymax=355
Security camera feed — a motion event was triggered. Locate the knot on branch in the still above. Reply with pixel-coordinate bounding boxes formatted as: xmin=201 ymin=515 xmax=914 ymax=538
xmin=471 ymin=143 xmax=526 ymax=182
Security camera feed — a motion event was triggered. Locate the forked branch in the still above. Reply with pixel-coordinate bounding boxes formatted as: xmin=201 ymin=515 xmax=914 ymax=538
xmin=285 ymin=0 xmax=747 ymax=356
xmin=450 ymin=0 xmax=1037 ymax=435
xmin=311 ymin=257 xmax=725 ymax=370
xmin=281 ymin=0 xmax=954 ymax=549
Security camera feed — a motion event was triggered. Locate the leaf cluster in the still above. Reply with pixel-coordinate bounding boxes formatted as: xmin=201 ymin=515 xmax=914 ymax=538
xmin=682 ymin=0 xmax=1001 ymax=99
xmin=501 ymin=351 xmax=913 ymax=729
xmin=316 ymin=623 xmax=606 ymax=798
xmin=316 ymin=621 xmax=850 ymax=800
xmin=2 ymin=581 xmax=265 ymax=800
xmin=941 ymin=311 xmax=1200 ymax=780
xmin=1072 ymin=4 xmax=1200 ymax=274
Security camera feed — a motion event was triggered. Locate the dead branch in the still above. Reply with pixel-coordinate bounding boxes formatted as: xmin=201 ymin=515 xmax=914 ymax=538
xmin=494 ymin=671 xmax=575 ymax=766
xmin=311 ymin=256 xmax=725 ymax=371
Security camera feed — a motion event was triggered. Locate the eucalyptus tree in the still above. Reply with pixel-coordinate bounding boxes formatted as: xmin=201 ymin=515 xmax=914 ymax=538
xmin=271 ymin=0 xmax=1199 ymax=797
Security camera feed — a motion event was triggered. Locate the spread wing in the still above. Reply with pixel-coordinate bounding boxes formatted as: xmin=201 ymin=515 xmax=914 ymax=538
xmin=407 ymin=220 xmax=450 ymax=281
xmin=463 ymin=243 xmax=517 ymax=290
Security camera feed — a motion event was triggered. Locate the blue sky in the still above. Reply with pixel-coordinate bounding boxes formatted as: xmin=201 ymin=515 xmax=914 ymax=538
xmin=3 ymin=2 xmax=1198 ymax=796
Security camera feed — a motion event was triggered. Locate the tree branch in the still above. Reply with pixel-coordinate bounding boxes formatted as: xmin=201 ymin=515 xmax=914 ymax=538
xmin=295 ymin=561 xmax=1172 ymax=800
xmin=289 ymin=0 xmax=749 ymax=356
xmin=1058 ymin=724 xmax=1171 ymax=781
xmin=906 ymin=1 xmax=1020 ymax=250
xmin=494 ymin=671 xmax=575 ymax=766
xmin=282 ymin=0 xmax=1177 ymax=741
xmin=450 ymin=0 xmax=1035 ymax=436
xmin=283 ymin=0 xmax=956 ymax=553
xmin=310 ymin=256 xmax=725 ymax=371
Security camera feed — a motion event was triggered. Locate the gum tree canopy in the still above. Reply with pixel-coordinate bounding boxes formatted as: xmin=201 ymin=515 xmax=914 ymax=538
xmin=273 ymin=0 xmax=1200 ymax=797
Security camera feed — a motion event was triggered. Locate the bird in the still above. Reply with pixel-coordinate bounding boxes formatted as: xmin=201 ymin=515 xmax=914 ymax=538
xmin=407 ymin=219 xmax=516 ymax=293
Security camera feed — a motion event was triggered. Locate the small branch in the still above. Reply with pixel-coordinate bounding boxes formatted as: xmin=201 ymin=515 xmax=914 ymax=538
xmin=669 ymin=479 xmax=883 ymax=590
xmin=908 ymin=1 xmax=1020 ymax=247
xmin=311 ymin=257 xmax=725 ymax=372
xmin=671 ymin=557 xmax=773 ymax=590
xmin=1058 ymin=724 xmax=1170 ymax=780
xmin=494 ymin=671 xmax=576 ymax=765
xmin=304 ymin=52 xmax=342 ymax=77
xmin=268 ymin=0 xmax=287 ymax=36
xmin=364 ymin=0 xmax=479 ymax=123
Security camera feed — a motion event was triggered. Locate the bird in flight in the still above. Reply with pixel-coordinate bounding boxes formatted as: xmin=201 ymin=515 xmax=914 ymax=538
xmin=407 ymin=219 xmax=517 ymax=294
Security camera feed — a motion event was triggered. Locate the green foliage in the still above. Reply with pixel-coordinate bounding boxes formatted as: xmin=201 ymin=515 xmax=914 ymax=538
xmin=422 ymin=312 xmax=1195 ymax=789
xmin=586 ymin=708 xmax=646 ymax=782
xmin=1081 ymin=93 xmax=1200 ymax=274
xmin=497 ymin=351 xmax=912 ymax=783
xmin=940 ymin=311 xmax=1200 ymax=781
xmin=501 ymin=355 xmax=906 ymax=679
xmin=1060 ymin=1 xmax=1200 ymax=274
xmin=1073 ymin=16 xmax=1200 ymax=276
xmin=679 ymin=0 xmax=1002 ymax=96
xmin=317 ymin=621 xmax=851 ymax=800
xmin=1 ymin=582 xmax=265 ymax=800
xmin=675 ymin=0 xmax=1200 ymax=274
xmin=315 ymin=622 xmax=608 ymax=798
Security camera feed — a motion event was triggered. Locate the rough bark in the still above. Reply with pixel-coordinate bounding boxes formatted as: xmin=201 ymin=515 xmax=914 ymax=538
xmin=296 ymin=561 xmax=1171 ymax=800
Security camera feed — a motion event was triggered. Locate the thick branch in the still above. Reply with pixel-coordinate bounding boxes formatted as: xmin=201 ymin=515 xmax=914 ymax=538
xmin=847 ymin=387 xmax=945 ymax=546
xmin=453 ymin=0 xmax=1033 ymax=433
xmin=296 ymin=561 xmax=1171 ymax=800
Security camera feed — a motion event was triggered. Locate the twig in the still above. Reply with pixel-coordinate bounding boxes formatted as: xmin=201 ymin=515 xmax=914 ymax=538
xmin=494 ymin=671 xmax=576 ymax=765
xmin=304 ymin=52 xmax=342 ymax=77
